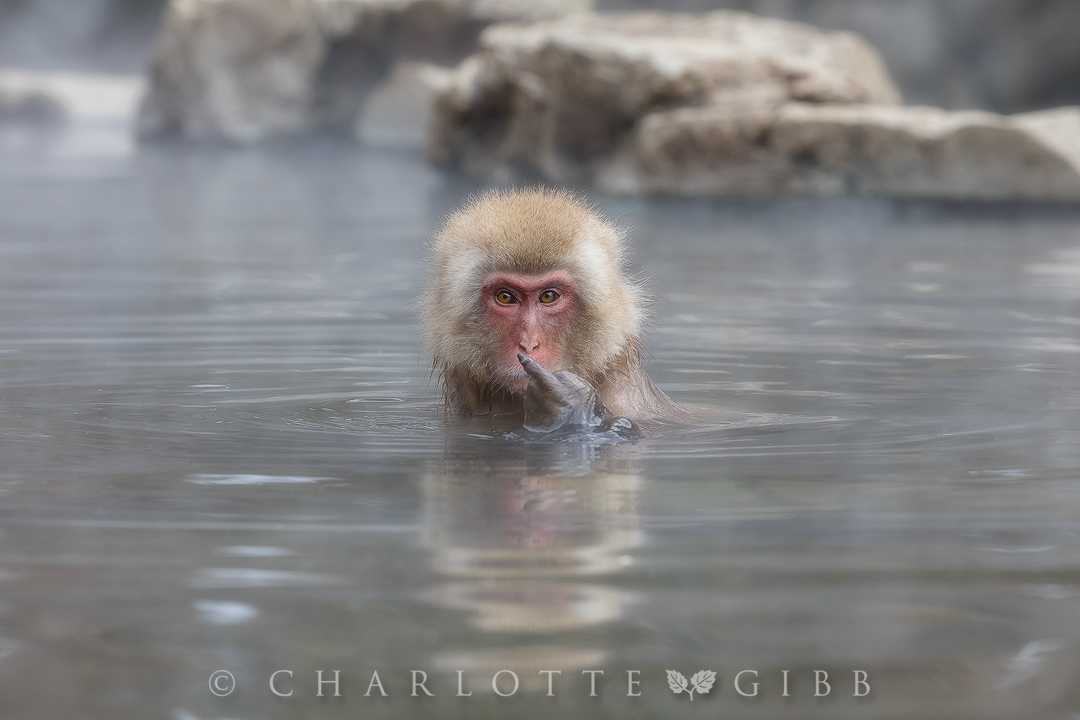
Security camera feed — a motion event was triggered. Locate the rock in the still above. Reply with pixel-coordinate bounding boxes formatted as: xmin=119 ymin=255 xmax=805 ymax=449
xmin=429 ymin=10 xmax=900 ymax=180
xmin=596 ymin=99 xmax=804 ymax=197
xmin=596 ymin=0 xmax=1080 ymax=114
xmin=431 ymin=10 xmax=1080 ymax=202
xmin=0 ymin=72 xmax=67 ymax=124
xmin=137 ymin=0 xmax=590 ymax=141
xmin=138 ymin=0 xmax=320 ymax=141
xmin=601 ymin=103 xmax=1080 ymax=201
xmin=3 ymin=71 xmax=143 ymax=125
xmin=773 ymin=104 xmax=1080 ymax=201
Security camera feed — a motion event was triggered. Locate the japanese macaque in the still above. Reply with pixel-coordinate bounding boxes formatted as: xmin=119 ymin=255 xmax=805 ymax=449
xmin=424 ymin=188 xmax=684 ymax=432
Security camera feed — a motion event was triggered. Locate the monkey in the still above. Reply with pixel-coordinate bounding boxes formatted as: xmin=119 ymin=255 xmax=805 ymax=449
xmin=423 ymin=187 xmax=685 ymax=432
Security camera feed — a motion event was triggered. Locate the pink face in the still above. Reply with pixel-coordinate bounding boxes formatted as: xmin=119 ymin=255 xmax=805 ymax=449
xmin=481 ymin=271 xmax=576 ymax=388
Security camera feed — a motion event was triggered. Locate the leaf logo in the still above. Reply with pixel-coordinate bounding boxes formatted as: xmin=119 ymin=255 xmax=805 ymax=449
xmin=666 ymin=669 xmax=716 ymax=700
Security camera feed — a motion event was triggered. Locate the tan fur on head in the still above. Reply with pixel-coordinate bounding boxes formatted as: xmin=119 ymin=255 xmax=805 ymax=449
xmin=425 ymin=187 xmax=677 ymax=418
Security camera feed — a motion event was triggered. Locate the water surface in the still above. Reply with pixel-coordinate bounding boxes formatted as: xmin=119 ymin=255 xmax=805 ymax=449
xmin=2 ymin=121 xmax=1080 ymax=719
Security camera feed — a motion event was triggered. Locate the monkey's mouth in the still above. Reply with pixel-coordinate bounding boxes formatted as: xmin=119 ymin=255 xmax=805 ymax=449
xmin=491 ymin=352 xmax=563 ymax=393
xmin=497 ymin=367 xmax=530 ymax=393
xmin=491 ymin=360 xmax=537 ymax=394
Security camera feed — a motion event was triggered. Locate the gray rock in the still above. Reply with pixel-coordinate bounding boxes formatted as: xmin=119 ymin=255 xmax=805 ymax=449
xmin=600 ymin=0 xmax=1080 ymax=115
xmin=137 ymin=0 xmax=590 ymax=141
xmin=431 ymin=10 xmax=1080 ymax=202
xmin=429 ymin=10 xmax=900 ymax=180
xmin=601 ymin=103 xmax=1080 ymax=202
xmin=773 ymin=104 xmax=1080 ymax=201
xmin=0 ymin=73 xmax=67 ymax=124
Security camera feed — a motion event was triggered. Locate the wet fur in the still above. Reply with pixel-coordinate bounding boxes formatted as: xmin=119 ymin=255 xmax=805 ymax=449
xmin=424 ymin=187 xmax=683 ymax=420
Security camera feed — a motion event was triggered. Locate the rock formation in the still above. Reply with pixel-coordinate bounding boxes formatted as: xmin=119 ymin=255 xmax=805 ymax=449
xmin=596 ymin=0 xmax=1080 ymax=114
xmin=600 ymin=104 xmax=1080 ymax=201
xmin=429 ymin=12 xmax=899 ymax=179
xmin=137 ymin=0 xmax=590 ymax=141
xmin=430 ymin=11 xmax=1080 ymax=201
xmin=0 ymin=72 xmax=67 ymax=124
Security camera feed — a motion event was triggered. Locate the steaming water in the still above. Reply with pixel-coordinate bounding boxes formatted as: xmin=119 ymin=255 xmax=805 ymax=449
xmin=2 ymin=114 xmax=1080 ymax=720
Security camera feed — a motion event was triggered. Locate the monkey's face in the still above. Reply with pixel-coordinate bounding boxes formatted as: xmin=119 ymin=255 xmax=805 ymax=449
xmin=480 ymin=271 xmax=577 ymax=391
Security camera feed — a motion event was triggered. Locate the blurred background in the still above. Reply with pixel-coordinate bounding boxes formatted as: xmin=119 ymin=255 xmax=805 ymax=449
xmin=2 ymin=0 xmax=1079 ymax=113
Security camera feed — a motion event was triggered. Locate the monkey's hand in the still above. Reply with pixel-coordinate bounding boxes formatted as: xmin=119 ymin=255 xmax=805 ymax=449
xmin=518 ymin=353 xmax=613 ymax=433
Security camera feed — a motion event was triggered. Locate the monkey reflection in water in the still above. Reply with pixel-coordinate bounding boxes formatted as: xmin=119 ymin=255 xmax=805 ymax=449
xmin=424 ymin=440 xmax=642 ymax=689
xmin=424 ymin=188 xmax=686 ymax=434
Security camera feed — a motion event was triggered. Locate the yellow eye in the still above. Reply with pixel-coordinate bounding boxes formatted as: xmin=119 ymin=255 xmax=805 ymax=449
xmin=495 ymin=290 xmax=516 ymax=305
xmin=538 ymin=290 xmax=560 ymax=304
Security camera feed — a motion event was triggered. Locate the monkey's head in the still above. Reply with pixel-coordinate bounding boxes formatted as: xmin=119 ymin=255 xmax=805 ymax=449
xmin=425 ymin=188 xmax=644 ymax=398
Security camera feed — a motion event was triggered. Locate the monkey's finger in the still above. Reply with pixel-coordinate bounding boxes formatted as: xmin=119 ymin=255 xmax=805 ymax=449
xmin=518 ymin=353 xmax=559 ymax=390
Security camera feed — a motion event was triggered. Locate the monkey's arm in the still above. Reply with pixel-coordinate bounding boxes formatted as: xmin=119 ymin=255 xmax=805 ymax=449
xmin=517 ymin=354 xmax=620 ymax=433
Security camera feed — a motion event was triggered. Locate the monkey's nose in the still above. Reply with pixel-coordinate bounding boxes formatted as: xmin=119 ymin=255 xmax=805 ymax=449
xmin=518 ymin=333 xmax=540 ymax=352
